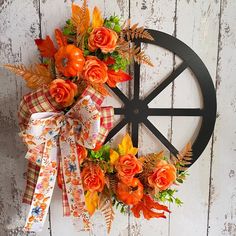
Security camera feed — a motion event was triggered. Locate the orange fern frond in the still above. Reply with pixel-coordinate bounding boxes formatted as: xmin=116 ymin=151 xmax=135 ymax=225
xmin=98 ymin=193 xmax=114 ymax=234
xmin=122 ymin=21 xmax=154 ymax=41
xmin=71 ymin=1 xmax=90 ymax=35
xmin=4 ymin=64 xmax=53 ymax=89
xmin=170 ymin=143 xmax=192 ymax=170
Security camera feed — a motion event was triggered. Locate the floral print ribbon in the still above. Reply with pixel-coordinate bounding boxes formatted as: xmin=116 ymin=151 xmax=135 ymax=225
xmin=21 ymin=96 xmax=101 ymax=232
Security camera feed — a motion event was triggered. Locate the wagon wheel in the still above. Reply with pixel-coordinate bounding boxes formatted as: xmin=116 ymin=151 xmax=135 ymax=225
xmin=105 ymin=29 xmax=217 ymax=166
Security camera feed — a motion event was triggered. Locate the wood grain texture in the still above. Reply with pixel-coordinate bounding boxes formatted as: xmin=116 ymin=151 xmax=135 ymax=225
xmin=0 ymin=0 xmax=50 ymax=235
xmin=208 ymin=0 xmax=236 ymax=235
xmin=129 ymin=1 xmax=176 ymax=235
xmin=0 ymin=0 xmax=235 ymax=236
xmin=170 ymin=1 xmax=220 ymax=236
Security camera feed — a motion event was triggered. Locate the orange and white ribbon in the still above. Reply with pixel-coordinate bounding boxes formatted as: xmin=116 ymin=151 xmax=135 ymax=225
xmin=21 ymin=96 xmax=101 ymax=232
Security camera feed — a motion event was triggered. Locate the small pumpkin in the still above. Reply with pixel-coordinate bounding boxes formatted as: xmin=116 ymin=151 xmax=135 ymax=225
xmin=55 ymin=44 xmax=85 ymax=77
xmin=116 ymin=178 xmax=143 ymax=205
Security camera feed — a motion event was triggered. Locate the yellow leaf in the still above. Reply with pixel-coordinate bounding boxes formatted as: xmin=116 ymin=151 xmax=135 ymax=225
xmin=85 ymin=191 xmax=98 ymax=216
xmin=71 ymin=2 xmax=90 ymax=34
xmin=110 ymin=149 xmax=119 ymax=165
xmin=118 ymin=134 xmax=138 ymax=156
xmin=92 ymin=6 xmax=104 ymax=28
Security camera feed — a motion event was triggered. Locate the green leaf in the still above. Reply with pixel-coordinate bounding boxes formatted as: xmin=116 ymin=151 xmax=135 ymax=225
xmin=176 ymin=179 xmax=184 ymax=184
xmin=88 ymin=144 xmax=111 ymax=161
xmin=175 ymin=198 xmax=183 ymax=206
xmin=63 ymin=27 xmax=71 ymax=36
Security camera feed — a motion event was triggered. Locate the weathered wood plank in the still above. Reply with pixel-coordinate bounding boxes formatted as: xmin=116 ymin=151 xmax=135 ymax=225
xmin=129 ymin=0 xmax=177 ymax=235
xmin=170 ymin=0 xmax=220 ymax=236
xmin=208 ymin=0 xmax=236 ymax=235
xmin=0 ymin=0 xmax=50 ymax=235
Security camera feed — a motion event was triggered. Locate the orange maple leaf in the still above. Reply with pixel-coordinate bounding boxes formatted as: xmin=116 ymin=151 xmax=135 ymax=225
xmin=107 ymin=69 xmax=132 ymax=88
xmin=55 ymin=29 xmax=67 ymax=47
xmin=35 ymin=36 xmax=57 ymax=58
xmin=131 ymin=194 xmax=170 ymax=220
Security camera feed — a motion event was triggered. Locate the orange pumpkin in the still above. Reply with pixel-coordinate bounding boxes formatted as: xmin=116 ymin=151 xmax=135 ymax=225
xmin=116 ymin=178 xmax=143 ymax=205
xmin=55 ymin=44 xmax=85 ymax=77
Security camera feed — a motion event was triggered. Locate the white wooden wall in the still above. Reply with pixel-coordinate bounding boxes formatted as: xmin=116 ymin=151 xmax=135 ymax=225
xmin=0 ymin=0 xmax=236 ymax=235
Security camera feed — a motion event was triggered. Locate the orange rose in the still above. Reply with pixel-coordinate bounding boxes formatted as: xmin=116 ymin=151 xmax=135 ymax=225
xmin=83 ymin=56 xmax=108 ymax=83
xmin=49 ymin=79 xmax=78 ymax=107
xmin=148 ymin=160 xmax=176 ymax=191
xmin=88 ymin=27 xmax=118 ymax=53
xmin=115 ymin=154 xmax=142 ymax=182
xmin=81 ymin=164 xmax=105 ymax=192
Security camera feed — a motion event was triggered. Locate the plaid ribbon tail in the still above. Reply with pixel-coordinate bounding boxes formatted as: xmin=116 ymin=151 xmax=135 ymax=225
xmin=20 ymin=85 xmax=114 ymax=210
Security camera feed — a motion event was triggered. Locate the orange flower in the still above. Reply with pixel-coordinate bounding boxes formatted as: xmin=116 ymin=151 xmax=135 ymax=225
xmin=115 ymin=154 xmax=142 ymax=182
xmin=116 ymin=178 xmax=143 ymax=205
xmin=83 ymin=56 xmax=108 ymax=83
xmin=131 ymin=194 xmax=170 ymax=220
xmin=49 ymin=79 xmax=78 ymax=107
xmin=88 ymin=27 xmax=118 ymax=53
xmin=55 ymin=44 xmax=85 ymax=77
xmin=81 ymin=164 xmax=105 ymax=192
xmin=148 ymin=160 xmax=176 ymax=191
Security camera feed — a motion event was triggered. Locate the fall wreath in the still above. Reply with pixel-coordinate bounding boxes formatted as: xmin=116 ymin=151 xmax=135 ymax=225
xmin=4 ymin=1 xmax=192 ymax=233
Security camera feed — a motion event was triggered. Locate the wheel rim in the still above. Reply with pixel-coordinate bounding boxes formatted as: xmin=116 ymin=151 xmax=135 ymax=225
xmin=105 ymin=29 xmax=217 ymax=167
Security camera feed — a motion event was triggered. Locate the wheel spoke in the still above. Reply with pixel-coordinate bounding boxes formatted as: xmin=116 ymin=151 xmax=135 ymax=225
xmin=131 ymin=121 xmax=139 ymax=147
xmin=114 ymin=108 xmax=125 ymax=115
xmin=108 ymin=86 xmax=129 ymax=104
xmin=133 ymin=41 xmax=141 ymax=100
xmin=143 ymin=119 xmax=179 ymax=156
xmin=148 ymin=108 xmax=204 ymax=116
xmin=144 ymin=62 xmax=188 ymax=104
xmin=105 ymin=118 xmax=128 ymax=143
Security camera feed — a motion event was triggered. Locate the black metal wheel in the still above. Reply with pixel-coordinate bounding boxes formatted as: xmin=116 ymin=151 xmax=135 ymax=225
xmin=105 ymin=29 xmax=216 ymax=166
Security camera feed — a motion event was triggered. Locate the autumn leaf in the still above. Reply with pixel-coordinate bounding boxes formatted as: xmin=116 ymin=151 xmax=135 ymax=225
xmin=4 ymin=64 xmax=53 ymax=89
xmin=107 ymin=69 xmax=132 ymax=88
xmin=92 ymin=6 xmax=104 ymax=28
xmin=71 ymin=2 xmax=90 ymax=34
xmin=110 ymin=149 xmax=119 ymax=165
xmin=85 ymin=191 xmax=99 ymax=216
xmin=55 ymin=29 xmax=67 ymax=47
xmin=118 ymin=134 xmax=138 ymax=156
xmin=131 ymin=194 xmax=170 ymax=220
xmin=35 ymin=36 xmax=57 ymax=58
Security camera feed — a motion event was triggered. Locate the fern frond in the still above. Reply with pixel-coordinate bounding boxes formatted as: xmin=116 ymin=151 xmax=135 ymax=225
xmin=4 ymin=64 xmax=53 ymax=89
xmin=98 ymin=193 xmax=114 ymax=234
xmin=129 ymin=45 xmax=154 ymax=66
xmin=71 ymin=0 xmax=90 ymax=35
xmin=122 ymin=21 xmax=154 ymax=41
xmin=170 ymin=143 xmax=192 ymax=169
xmin=108 ymin=174 xmax=118 ymax=194
xmin=138 ymin=151 xmax=164 ymax=184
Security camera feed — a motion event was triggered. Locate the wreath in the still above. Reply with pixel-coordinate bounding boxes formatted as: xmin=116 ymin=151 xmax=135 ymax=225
xmin=4 ymin=1 xmax=192 ymax=233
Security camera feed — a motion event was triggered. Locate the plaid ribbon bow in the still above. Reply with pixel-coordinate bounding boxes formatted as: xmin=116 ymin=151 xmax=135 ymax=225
xmin=18 ymin=86 xmax=114 ymax=230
